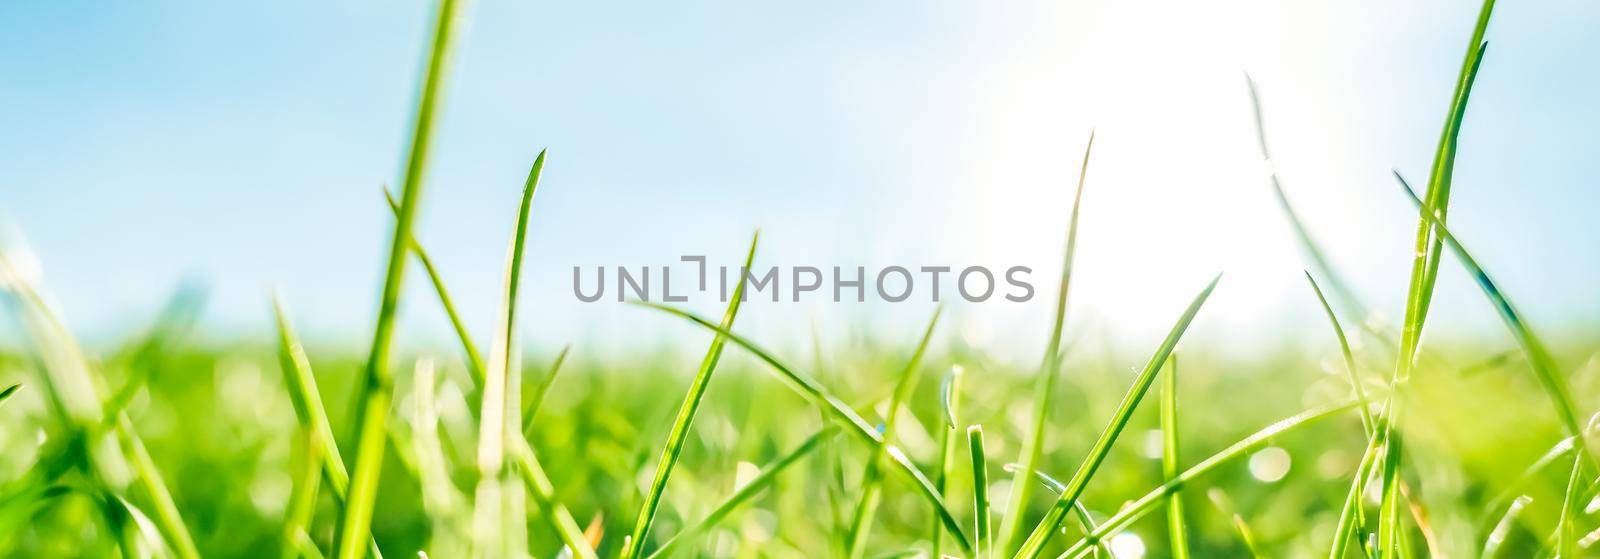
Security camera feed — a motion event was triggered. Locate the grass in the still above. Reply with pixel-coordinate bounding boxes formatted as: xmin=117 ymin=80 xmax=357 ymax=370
xmin=4 ymin=0 xmax=1599 ymax=557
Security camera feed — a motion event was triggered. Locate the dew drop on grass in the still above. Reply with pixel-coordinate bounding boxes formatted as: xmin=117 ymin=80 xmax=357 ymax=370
xmin=1248 ymin=446 xmax=1291 ymax=482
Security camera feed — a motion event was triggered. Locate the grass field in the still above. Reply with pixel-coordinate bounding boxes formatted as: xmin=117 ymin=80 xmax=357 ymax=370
xmin=5 ymin=0 xmax=1600 ymax=557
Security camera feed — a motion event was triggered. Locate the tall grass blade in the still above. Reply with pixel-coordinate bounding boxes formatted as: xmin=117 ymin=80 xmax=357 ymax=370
xmin=1482 ymin=495 xmax=1530 ymax=559
xmin=645 ymin=427 xmax=834 ymax=559
xmin=1248 ymin=76 xmax=1370 ymax=324
xmin=1558 ymin=456 xmax=1583 ymax=558
xmin=1054 ymin=401 xmax=1360 ymax=559
xmin=1161 ymin=356 xmax=1190 ymax=559
xmin=522 ymin=344 xmax=571 ymax=433
xmin=510 ymin=440 xmax=598 ymax=559
xmin=273 ymin=293 xmax=385 ymax=559
xmin=0 ymin=384 xmax=17 ymax=407
xmin=625 ymin=231 xmax=759 ymax=559
xmin=846 ymin=308 xmax=942 ymax=558
xmin=1306 ymin=273 xmax=1375 ymax=434
xmin=1394 ymin=174 xmax=1588 ymax=444
xmin=1012 ymin=274 xmax=1222 ymax=559
xmin=1377 ymin=0 xmax=1495 ymax=551
xmin=472 ymin=151 xmax=547 ymax=559
xmin=384 ymin=187 xmax=487 ymax=382
xmin=638 ymin=302 xmax=974 ymax=555
xmin=335 ymin=0 xmax=471 ymax=555
xmin=999 ymin=131 xmax=1094 ymax=557
xmin=283 ymin=425 xmax=327 ymax=559
xmin=971 ymin=426 xmax=992 ymax=559
xmin=932 ymin=366 xmax=965 ymax=558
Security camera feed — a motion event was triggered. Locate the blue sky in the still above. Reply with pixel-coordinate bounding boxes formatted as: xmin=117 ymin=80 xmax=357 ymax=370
xmin=2 ymin=0 xmax=1597 ymax=359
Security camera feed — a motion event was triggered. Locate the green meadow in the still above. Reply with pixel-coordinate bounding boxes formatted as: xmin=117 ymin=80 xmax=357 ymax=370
xmin=4 ymin=0 xmax=1598 ymax=557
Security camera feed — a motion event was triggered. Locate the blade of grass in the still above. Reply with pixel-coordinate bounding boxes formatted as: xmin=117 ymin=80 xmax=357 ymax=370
xmin=644 ymin=427 xmax=834 ymax=559
xmin=1002 ymin=464 xmax=1113 ymax=558
xmin=1 ymin=247 xmax=201 ymax=559
xmin=846 ymin=307 xmax=942 ymax=558
xmin=1054 ymin=400 xmax=1361 ymax=559
xmin=637 ymin=301 xmax=974 ymax=555
xmin=1012 ymin=274 xmax=1222 ymax=559
xmin=473 ymin=151 xmax=547 ymax=559
xmin=1161 ymin=355 xmax=1190 ymax=559
xmin=272 ymin=294 xmax=385 ymax=559
xmin=522 ymin=344 xmax=571 ymax=436
xmin=283 ymin=425 xmax=326 ymax=559
xmin=1307 ymin=273 xmax=1376 ymax=435
xmin=510 ymin=439 xmax=598 ymax=559
xmin=625 ymin=231 xmax=759 ymax=559
xmin=334 ymin=0 xmax=470 ymax=555
xmin=384 ymin=187 xmax=486 ymax=383
xmin=999 ymin=130 xmax=1094 ymax=557
xmin=1557 ymin=456 xmax=1584 ymax=558
xmin=971 ymin=426 xmax=992 ymax=559
xmin=1482 ymin=495 xmax=1531 ymax=559
xmin=1378 ymin=0 xmax=1495 ymax=548
xmin=1208 ymin=489 xmax=1263 ymax=559
xmin=1395 ymin=173 xmax=1588 ymax=448
xmin=931 ymin=365 xmax=965 ymax=559
xmin=0 ymin=384 xmax=17 ymax=407
xmin=1329 ymin=432 xmax=1383 ymax=559
xmin=1248 ymin=76 xmax=1371 ymax=326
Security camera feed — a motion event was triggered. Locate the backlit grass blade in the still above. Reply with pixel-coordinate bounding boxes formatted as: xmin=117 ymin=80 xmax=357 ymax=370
xmin=522 ymin=344 xmax=571 ymax=437
xmin=1482 ymin=495 xmax=1530 ymax=558
xmin=114 ymin=412 xmax=201 ymax=559
xmin=1054 ymin=401 xmax=1360 ymax=559
xmin=283 ymin=425 xmax=326 ymax=559
xmin=0 ymin=384 xmax=17 ymax=407
xmin=510 ymin=439 xmax=599 ymax=559
xmin=625 ymin=231 xmax=759 ymax=559
xmin=1378 ymin=0 xmax=1495 ymax=549
xmin=1002 ymin=464 xmax=1112 ymax=558
xmin=971 ymin=426 xmax=992 ymax=559
xmin=384 ymin=187 xmax=487 ymax=382
xmin=1328 ymin=433 xmax=1382 ymax=559
xmin=999 ymin=130 xmax=1094 ymax=557
xmin=335 ymin=0 xmax=471 ymax=555
xmin=273 ymin=293 xmax=385 ymax=559
xmin=1248 ymin=76 xmax=1371 ymax=325
xmin=472 ymin=151 xmax=547 ymax=559
xmin=1306 ymin=273 xmax=1375 ymax=435
xmin=1013 ymin=274 xmax=1222 ymax=559
xmin=644 ymin=427 xmax=834 ymax=559
xmin=1209 ymin=489 xmax=1263 ymax=558
xmin=273 ymin=293 xmax=353 ymax=496
xmin=638 ymin=302 xmax=975 ymax=555
xmin=931 ymin=365 xmax=965 ymax=559
xmin=1394 ymin=174 xmax=1588 ymax=445
xmin=1557 ymin=456 xmax=1583 ymax=557
xmin=846 ymin=307 xmax=942 ymax=558
xmin=1162 ymin=355 xmax=1190 ymax=559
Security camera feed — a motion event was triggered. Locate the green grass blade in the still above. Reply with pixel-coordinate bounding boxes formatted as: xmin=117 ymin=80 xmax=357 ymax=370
xmin=383 ymin=187 xmax=487 ymax=383
xmin=510 ymin=439 xmax=599 ymax=559
xmin=1002 ymin=464 xmax=1112 ymax=558
xmin=522 ymin=344 xmax=571 ymax=437
xmin=1013 ymin=274 xmax=1222 ymax=559
xmin=846 ymin=308 xmax=942 ymax=558
xmin=0 ymin=384 xmax=17 ymax=407
xmin=1394 ymin=174 xmax=1586 ymax=440
xmin=999 ymin=130 xmax=1094 ymax=557
xmin=1379 ymin=0 xmax=1494 ymax=549
xmin=334 ymin=0 xmax=470 ymax=556
xmin=1248 ymin=76 xmax=1371 ymax=324
xmin=1481 ymin=495 xmax=1530 ymax=559
xmin=1329 ymin=434 xmax=1382 ymax=559
xmin=283 ymin=425 xmax=326 ymax=559
xmin=273 ymin=294 xmax=385 ymax=559
xmin=625 ymin=231 xmax=759 ymax=559
xmin=472 ymin=150 xmax=546 ymax=559
xmin=645 ymin=427 xmax=834 ymax=559
xmin=638 ymin=301 xmax=974 ymax=556
xmin=1054 ymin=401 xmax=1360 ymax=559
xmin=273 ymin=293 xmax=352 ymax=495
xmin=1556 ymin=456 xmax=1582 ymax=558
xmin=931 ymin=366 xmax=965 ymax=558
xmin=114 ymin=413 xmax=201 ymax=559
xmin=1162 ymin=356 xmax=1191 ymax=559
xmin=971 ymin=426 xmax=992 ymax=559
xmin=1306 ymin=273 xmax=1375 ymax=435
xmin=1209 ymin=489 xmax=1263 ymax=558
